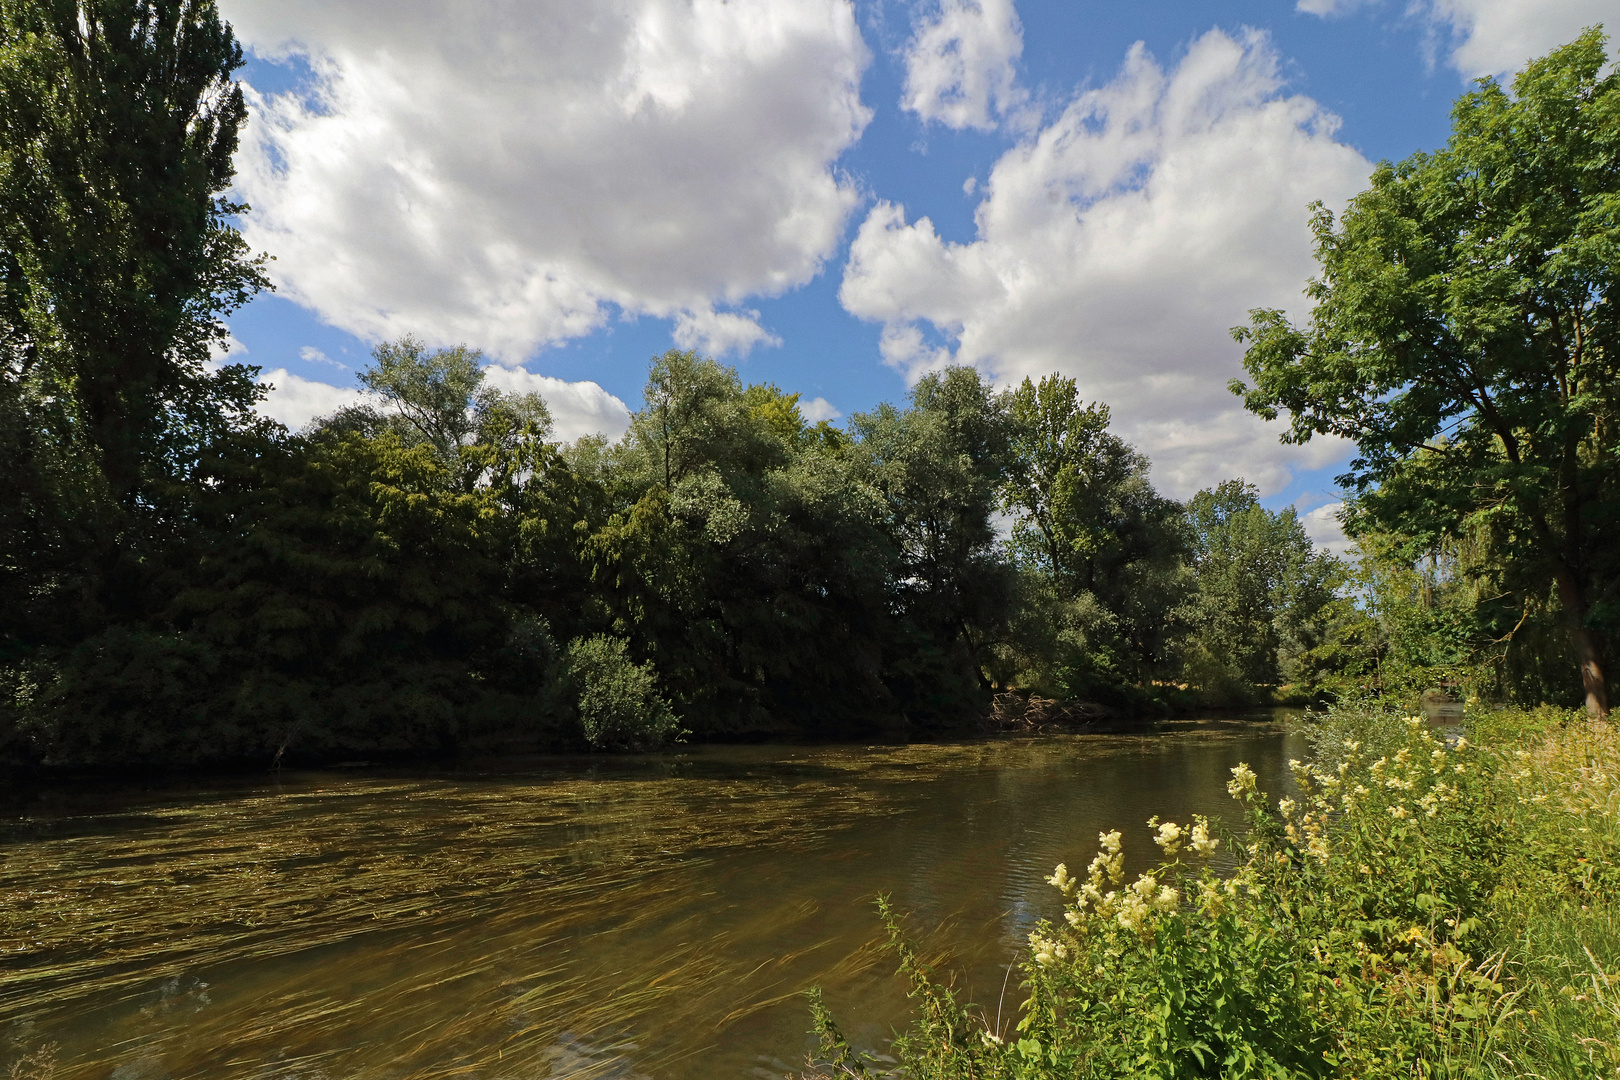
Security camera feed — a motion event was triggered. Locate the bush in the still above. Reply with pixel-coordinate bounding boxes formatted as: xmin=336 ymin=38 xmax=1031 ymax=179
xmin=810 ymin=704 xmax=1620 ymax=1078
xmin=564 ymin=635 xmax=680 ymax=751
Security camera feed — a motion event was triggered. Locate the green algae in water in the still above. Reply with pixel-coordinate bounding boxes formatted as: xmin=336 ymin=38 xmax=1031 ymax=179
xmin=0 ymin=727 xmax=1300 ymax=1077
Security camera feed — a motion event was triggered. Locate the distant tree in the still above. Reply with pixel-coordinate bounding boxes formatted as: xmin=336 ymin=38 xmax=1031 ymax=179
xmin=1176 ymin=481 xmax=1342 ymax=703
xmin=852 ymin=367 xmax=1015 ymax=706
xmin=1000 ymin=374 xmax=1187 ymax=686
xmin=314 ymin=335 xmax=553 ymax=493
xmin=1233 ymin=31 xmax=1620 ymax=716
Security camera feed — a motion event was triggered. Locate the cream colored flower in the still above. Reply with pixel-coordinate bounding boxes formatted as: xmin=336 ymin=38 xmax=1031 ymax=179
xmin=1153 ymin=820 xmax=1184 ymax=856
xmin=1228 ymin=763 xmax=1257 ymax=798
xmin=1190 ymin=816 xmax=1218 ymax=856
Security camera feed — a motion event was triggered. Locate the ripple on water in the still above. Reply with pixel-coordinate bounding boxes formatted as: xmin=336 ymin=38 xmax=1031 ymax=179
xmin=0 ymin=722 xmax=1303 ymax=1078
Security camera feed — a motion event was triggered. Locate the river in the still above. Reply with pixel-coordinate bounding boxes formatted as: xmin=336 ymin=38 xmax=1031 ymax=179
xmin=0 ymin=717 xmax=1303 ymax=1078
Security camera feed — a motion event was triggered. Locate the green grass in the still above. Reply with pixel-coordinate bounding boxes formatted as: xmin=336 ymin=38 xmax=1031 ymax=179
xmin=812 ymin=701 xmax=1620 ymax=1078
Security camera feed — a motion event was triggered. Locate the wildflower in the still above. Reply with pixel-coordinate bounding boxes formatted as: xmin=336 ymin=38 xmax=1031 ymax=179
xmin=1190 ymin=816 xmax=1218 ymax=856
xmin=1047 ymin=863 xmax=1074 ymax=895
xmin=1389 ymin=805 xmax=1411 ymax=819
xmin=1153 ymin=820 xmax=1184 ymax=856
xmin=1228 ymin=763 xmax=1257 ymax=798
xmin=1154 ymin=885 xmax=1181 ymax=912
xmin=1029 ymin=931 xmax=1059 ymax=966
xmin=1277 ymin=798 xmax=1297 ymax=818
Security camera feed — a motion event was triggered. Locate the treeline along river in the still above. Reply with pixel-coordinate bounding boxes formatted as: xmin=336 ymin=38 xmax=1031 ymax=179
xmin=0 ymin=718 xmax=1299 ymax=1078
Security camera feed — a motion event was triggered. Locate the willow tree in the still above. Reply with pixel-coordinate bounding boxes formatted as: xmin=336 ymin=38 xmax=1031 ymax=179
xmin=1233 ymin=31 xmax=1620 ymax=717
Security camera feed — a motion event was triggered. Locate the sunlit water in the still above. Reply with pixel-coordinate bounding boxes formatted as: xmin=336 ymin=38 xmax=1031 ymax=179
xmin=0 ymin=717 xmax=1303 ymax=1078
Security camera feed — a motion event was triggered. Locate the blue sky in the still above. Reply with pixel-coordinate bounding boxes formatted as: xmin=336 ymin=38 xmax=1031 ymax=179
xmin=218 ymin=0 xmax=1615 ymax=547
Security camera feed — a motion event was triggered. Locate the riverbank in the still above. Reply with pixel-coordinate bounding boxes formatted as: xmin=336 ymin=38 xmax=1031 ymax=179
xmin=814 ymin=702 xmax=1620 ymax=1077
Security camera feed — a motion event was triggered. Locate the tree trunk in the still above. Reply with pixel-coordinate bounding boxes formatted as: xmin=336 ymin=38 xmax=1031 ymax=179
xmin=1553 ymin=564 xmax=1610 ymax=718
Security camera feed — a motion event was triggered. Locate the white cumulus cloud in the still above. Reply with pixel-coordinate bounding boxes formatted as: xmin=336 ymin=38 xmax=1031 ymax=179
xmin=800 ymin=396 xmax=841 ymax=422
xmin=1300 ymin=500 xmax=1353 ymax=557
xmin=257 ymin=368 xmax=370 ymax=431
xmin=224 ymin=0 xmax=870 ymax=362
xmin=671 ymin=306 xmax=782 ymax=357
xmin=900 ymin=0 xmax=1027 ymax=131
xmin=840 ymin=28 xmax=1370 ymax=497
xmin=1420 ymin=0 xmax=1618 ymax=77
xmin=299 ymin=345 xmax=346 ymax=369
xmin=478 ymin=366 xmax=632 ymax=443
xmin=1295 ymin=0 xmax=1618 ymax=78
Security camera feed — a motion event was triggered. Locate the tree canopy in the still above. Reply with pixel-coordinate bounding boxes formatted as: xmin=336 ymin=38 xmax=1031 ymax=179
xmin=1234 ymin=29 xmax=1620 ymax=716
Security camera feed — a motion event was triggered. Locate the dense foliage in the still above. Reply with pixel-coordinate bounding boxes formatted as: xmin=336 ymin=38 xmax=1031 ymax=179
xmin=2 ymin=4 xmax=1610 ymax=767
xmin=1 ymin=319 xmax=1352 ymax=766
xmin=1234 ymin=31 xmax=1620 ymax=717
xmin=811 ymin=703 xmax=1620 ymax=1078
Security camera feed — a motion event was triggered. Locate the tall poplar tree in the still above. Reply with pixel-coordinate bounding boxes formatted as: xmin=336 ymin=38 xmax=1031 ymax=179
xmin=0 ymin=0 xmax=268 ymax=504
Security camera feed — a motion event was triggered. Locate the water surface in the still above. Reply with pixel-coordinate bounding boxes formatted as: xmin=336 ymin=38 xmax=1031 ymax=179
xmin=0 ymin=719 xmax=1302 ymax=1078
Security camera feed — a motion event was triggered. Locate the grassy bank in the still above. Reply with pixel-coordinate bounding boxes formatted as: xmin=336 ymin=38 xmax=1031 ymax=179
xmin=811 ymin=703 xmax=1620 ymax=1078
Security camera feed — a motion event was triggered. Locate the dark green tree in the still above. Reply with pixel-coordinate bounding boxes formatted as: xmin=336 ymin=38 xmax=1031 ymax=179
xmin=1233 ymin=30 xmax=1620 ymax=716
xmin=0 ymin=0 xmax=269 ymax=502
xmin=851 ymin=367 xmax=1015 ymax=711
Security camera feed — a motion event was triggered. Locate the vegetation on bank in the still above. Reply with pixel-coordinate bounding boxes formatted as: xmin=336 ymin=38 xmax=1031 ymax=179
xmin=2 ymin=6 xmax=1616 ymax=768
xmin=798 ymin=37 xmax=1620 ymax=1077
xmin=808 ymin=702 xmax=1620 ymax=1079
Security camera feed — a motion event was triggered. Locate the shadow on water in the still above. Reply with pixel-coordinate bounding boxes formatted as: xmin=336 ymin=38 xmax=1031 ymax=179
xmin=0 ymin=716 xmax=1305 ymax=1078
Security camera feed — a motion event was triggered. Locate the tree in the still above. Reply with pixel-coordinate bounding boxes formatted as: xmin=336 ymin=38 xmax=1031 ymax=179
xmin=322 ymin=335 xmax=553 ymax=492
xmin=1000 ymin=374 xmax=1187 ymax=686
xmin=851 ymin=367 xmax=1014 ymax=707
xmin=1177 ymin=481 xmax=1342 ymax=703
xmin=0 ymin=0 xmax=269 ymax=503
xmin=1233 ymin=30 xmax=1620 ymax=716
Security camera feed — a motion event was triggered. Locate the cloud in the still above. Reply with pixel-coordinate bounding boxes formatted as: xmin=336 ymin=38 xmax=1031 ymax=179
xmin=1293 ymin=0 xmax=1371 ymax=15
xmin=900 ymin=0 xmax=1027 ymax=131
xmin=1300 ymin=500 xmax=1354 ymax=557
xmin=1294 ymin=0 xmax=1617 ymax=77
xmin=255 ymin=366 xmax=629 ymax=443
xmin=478 ymin=366 xmax=632 ymax=443
xmin=800 ymin=395 xmax=841 ymax=422
xmin=257 ymin=368 xmax=370 ymax=430
xmin=840 ymin=28 xmax=1370 ymax=497
xmin=299 ymin=345 xmax=346 ymax=369
xmin=671 ymin=306 xmax=781 ymax=357
xmin=212 ymin=333 xmax=248 ymax=360
xmin=1419 ymin=0 xmax=1617 ymax=77
xmin=225 ymin=0 xmax=870 ymax=362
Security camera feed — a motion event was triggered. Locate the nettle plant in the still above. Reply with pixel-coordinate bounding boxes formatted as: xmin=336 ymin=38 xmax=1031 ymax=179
xmin=811 ymin=717 xmax=1529 ymax=1080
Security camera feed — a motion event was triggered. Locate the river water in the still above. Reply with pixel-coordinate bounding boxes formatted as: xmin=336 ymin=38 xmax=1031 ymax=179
xmin=0 ymin=718 xmax=1303 ymax=1079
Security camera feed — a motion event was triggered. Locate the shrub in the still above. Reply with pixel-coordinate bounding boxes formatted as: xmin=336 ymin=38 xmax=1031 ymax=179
xmin=810 ymin=705 xmax=1620 ymax=1078
xmin=564 ymin=634 xmax=680 ymax=751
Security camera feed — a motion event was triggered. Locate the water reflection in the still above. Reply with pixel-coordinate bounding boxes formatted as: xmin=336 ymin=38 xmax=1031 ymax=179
xmin=0 ymin=720 xmax=1303 ymax=1077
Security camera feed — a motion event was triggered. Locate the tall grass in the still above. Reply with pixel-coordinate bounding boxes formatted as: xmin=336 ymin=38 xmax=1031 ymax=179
xmin=812 ymin=703 xmax=1620 ymax=1078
